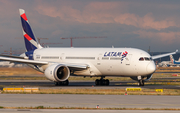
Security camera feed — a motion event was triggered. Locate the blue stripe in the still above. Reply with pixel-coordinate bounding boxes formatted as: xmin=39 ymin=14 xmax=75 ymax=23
xmin=174 ymin=61 xmax=180 ymax=64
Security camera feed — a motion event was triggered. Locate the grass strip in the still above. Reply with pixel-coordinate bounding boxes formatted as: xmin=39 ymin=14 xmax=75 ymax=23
xmin=1 ymin=88 xmax=180 ymax=95
xmin=0 ymin=106 xmax=180 ymax=110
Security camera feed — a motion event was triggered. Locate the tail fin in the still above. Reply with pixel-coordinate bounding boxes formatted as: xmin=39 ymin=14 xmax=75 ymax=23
xmin=19 ymin=9 xmax=42 ymax=52
xmin=170 ymin=55 xmax=175 ymax=64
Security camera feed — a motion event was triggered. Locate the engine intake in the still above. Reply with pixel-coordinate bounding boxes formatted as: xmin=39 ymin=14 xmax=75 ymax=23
xmin=44 ymin=64 xmax=70 ymax=82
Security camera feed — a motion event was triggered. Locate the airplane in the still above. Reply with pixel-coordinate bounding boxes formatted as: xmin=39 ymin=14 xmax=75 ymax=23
xmin=0 ymin=9 xmax=178 ymax=86
xmin=158 ymin=60 xmax=171 ymax=67
xmin=170 ymin=55 xmax=180 ymax=65
xmin=0 ymin=61 xmax=14 ymax=67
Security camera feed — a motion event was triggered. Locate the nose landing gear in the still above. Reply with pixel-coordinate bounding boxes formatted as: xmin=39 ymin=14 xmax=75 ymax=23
xmin=137 ymin=76 xmax=144 ymax=86
xmin=138 ymin=80 xmax=144 ymax=86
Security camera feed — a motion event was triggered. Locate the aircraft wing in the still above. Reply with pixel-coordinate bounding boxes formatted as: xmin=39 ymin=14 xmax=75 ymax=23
xmin=0 ymin=56 xmax=48 ymax=65
xmin=151 ymin=50 xmax=178 ymax=60
xmin=0 ymin=56 xmax=89 ymax=70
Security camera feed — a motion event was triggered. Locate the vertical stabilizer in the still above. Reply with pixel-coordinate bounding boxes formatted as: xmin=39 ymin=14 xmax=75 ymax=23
xmin=19 ymin=9 xmax=42 ymax=52
xmin=170 ymin=55 xmax=175 ymax=64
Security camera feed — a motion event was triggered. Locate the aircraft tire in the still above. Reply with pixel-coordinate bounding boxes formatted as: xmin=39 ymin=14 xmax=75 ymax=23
xmin=138 ymin=80 xmax=144 ymax=86
xmin=95 ymin=79 xmax=109 ymax=86
xmin=64 ymin=79 xmax=69 ymax=86
xmin=55 ymin=80 xmax=69 ymax=86
xmin=142 ymin=80 xmax=144 ymax=86
xmin=105 ymin=79 xmax=109 ymax=86
xmin=54 ymin=82 xmax=59 ymax=86
xmin=95 ymin=79 xmax=100 ymax=85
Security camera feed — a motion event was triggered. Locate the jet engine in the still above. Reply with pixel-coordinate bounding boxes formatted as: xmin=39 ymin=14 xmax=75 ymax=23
xmin=44 ymin=64 xmax=70 ymax=82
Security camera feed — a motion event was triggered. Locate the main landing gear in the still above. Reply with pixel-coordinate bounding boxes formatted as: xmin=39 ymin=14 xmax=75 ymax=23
xmin=95 ymin=77 xmax=109 ymax=86
xmin=54 ymin=80 xmax=69 ymax=86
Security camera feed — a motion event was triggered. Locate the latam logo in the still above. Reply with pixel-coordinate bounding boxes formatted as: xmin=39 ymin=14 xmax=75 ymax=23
xmin=104 ymin=51 xmax=128 ymax=57
xmin=104 ymin=51 xmax=128 ymax=63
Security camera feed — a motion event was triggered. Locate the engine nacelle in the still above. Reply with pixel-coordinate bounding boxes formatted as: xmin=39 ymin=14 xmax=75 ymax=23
xmin=44 ymin=64 xmax=70 ymax=82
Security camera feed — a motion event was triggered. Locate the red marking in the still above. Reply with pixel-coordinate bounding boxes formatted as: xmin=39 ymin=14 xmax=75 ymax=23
xmin=172 ymin=74 xmax=178 ymax=76
xmin=125 ymin=92 xmax=128 ymax=95
xmin=21 ymin=13 xmax=28 ymax=21
xmin=24 ymin=34 xmax=32 ymax=41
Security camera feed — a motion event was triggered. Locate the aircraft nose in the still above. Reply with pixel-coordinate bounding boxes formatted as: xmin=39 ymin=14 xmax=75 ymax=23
xmin=146 ymin=61 xmax=156 ymax=74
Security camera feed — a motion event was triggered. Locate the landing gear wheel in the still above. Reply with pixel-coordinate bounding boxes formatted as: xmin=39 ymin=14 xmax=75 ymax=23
xmin=95 ymin=79 xmax=100 ymax=85
xmin=95 ymin=79 xmax=109 ymax=86
xmin=54 ymin=82 xmax=59 ymax=86
xmin=138 ymin=80 xmax=144 ymax=86
xmin=54 ymin=80 xmax=69 ymax=86
xmin=64 ymin=79 xmax=69 ymax=86
xmin=104 ymin=79 xmax=109 ymax=86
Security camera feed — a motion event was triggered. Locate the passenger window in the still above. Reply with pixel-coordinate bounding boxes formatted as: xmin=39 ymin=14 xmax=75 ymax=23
xmin=139 ymin=57 xmax=144 ymax=61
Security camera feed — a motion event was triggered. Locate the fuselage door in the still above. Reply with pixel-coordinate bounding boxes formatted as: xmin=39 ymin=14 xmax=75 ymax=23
xmin=125 ymin=54 xmax=132 ymax=65
xmin=60 ymin=53 xmax=65 ymax=61
xmin=97 ymin=53 xmax=102 ymax=65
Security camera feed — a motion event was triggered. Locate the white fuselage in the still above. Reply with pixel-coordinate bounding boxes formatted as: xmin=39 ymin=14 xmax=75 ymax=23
xmin=31 ymin=47 xmax=156 ymax=77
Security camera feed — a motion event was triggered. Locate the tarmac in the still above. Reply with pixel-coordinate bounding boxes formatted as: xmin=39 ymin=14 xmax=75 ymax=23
xmin=0 ymin=80 xmax=180 ymax=89
xmin=0 ymin=94 xmax=180 ymax=109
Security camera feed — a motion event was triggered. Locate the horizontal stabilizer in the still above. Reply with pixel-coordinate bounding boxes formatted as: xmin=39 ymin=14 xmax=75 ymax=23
xmin=0 ymin=54 xmax=25 ymax=59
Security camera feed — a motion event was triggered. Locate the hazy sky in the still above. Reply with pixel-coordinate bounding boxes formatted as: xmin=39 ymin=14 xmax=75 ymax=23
xmin=0 ymin=0 xmax=180 ymax=54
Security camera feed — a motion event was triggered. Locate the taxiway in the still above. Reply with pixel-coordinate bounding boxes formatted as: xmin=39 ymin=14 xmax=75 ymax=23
xmin=0 ymin=80 xmax=180 ymax=89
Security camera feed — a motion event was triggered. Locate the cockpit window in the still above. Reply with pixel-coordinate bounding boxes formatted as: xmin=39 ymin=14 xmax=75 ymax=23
xmin=139 ymin=57 xmax=144 ymax=61
xmin=139 ymin=57 xmax=152 ymax=61
xmin=144 ymin=57 xmax=150 ymax=61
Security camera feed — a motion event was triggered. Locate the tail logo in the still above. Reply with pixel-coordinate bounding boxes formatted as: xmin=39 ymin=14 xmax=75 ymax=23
xmin=170 ymin=55 xmax=174 ymax=64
